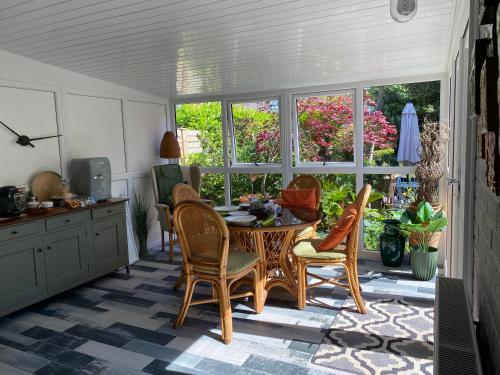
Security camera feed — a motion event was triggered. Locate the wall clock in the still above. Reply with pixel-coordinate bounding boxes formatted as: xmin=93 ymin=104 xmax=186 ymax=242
xmin=0 ymin=119 xmax=62 ymax=147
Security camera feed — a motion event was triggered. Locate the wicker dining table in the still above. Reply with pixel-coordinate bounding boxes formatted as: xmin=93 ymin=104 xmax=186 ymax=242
xmin=226 ymin=207 xmax=321 ymax=306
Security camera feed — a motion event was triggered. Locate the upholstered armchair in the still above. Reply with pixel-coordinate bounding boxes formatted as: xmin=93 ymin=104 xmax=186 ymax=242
xmin=151 ymin=164 xmax=201 ymax=262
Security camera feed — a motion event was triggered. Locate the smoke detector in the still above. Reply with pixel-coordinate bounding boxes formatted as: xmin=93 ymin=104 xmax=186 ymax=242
xmin=390 ymin=0 xmax=418 ymax=23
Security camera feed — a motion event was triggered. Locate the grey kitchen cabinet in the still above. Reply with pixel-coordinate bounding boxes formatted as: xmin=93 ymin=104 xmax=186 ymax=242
xmin=93 ymin=215 xmax=127 ymax=274
xmin=0 ymin=199 xmax=128 ymax=317
xmin=0 ymin=236 xmax=47 ymax=312
xmin=44 ymin=224 xmax=90 ymax=293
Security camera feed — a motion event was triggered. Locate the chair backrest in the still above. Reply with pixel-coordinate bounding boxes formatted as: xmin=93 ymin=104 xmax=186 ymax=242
xmin=172 ymin=183 xmax=200 ymax=206
xmin=345 ymin=184 xmax=372 ymax=260
xmin=287 ymin=175 xmax=322 ymax=209
xmin=174 ymin=200 xmax=230 ymax=275
xmin=152 ymin=164 xmax=183 ymax=208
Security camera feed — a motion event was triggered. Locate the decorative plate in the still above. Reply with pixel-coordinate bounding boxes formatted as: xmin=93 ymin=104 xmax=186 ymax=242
xmin=228 ymin=210 xmax=250 ymax=216
xmin=213 ymin=205 xmax=240 ymax=212
xmin=31 ymin=171 xmax=62 ymax=202
xmin=225 ymin=215 xmax=257 ymax=225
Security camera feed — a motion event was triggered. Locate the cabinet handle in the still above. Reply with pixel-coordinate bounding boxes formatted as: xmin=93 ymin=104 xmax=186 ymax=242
xmin=95 ymin=233 xmax=99 ymax=236
xmin=47 ymin=246 xmax=52 ymax=250
xmin=65 ymin=219 xmax=71 ymax=223
xmin=11 ymin=231 xmax=18 ymax=235
xmin=37 ymin=248 xmax=42 ymax=253
xmin=107 ymin=210 xmax=113 ymax=214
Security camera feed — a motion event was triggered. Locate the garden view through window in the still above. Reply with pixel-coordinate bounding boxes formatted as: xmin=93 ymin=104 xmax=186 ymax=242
xmin=174 ymin=80 xmax=440 ymax=251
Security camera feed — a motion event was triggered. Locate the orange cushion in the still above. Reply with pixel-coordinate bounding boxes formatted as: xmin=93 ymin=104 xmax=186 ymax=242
xmin=280 ymin=188 xmax=316 ymax=210
xmin=318 ymin=204 xmax=358 ymax=251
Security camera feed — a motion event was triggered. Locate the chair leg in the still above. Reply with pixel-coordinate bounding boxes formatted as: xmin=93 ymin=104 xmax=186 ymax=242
xmin=161 ymin=230 xmax=165 ymax=253
xmin=168 ymin=229 xmax=174 ymax=263
xmin=173 ymin=271 xmax=185 ymax=291
xmin=216 ymin=280 xmax=233 ymax=344
xmin=296 ymin=258 xmax=306 ymax=310
xmin=346 ymin=263 xmax=366 ymax=314
xmin=175 ymin=274 xmax=195 ymax=328
xmin=253 ymin=267 xmax=263 ymax=314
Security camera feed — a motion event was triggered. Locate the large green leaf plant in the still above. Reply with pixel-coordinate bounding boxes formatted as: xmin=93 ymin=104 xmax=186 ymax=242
xmin=399 ymin=201 xmax=447 ymax=252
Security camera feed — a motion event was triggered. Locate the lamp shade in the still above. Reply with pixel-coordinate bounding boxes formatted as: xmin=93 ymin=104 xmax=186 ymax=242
xmin=160 ymin=131 xmax=181 ymax=158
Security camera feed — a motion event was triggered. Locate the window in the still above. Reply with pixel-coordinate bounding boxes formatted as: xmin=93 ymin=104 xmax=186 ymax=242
xmin=230 ymin=173 xmax=283 ymax=204
xmin=363 ymin=174 xmax=418 ymax=250
xmin=363 ymin=82 xmax=440 ymax=166
xmin=294 ymin=91 xmax=354 ymax=164
xmin=229 ymin=98 xmax=280 ymax=165
xmin=200 ymin=173 xmax=225 ymax=206
xmin=175 ymin=102 xmax=223 ymax=167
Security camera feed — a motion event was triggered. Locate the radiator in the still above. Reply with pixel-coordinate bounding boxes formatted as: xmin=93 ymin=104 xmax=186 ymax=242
xmin=434 ymin=277 xmax=483 ymax=375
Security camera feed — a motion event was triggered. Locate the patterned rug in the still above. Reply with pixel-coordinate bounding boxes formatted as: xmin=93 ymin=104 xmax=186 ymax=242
xmin=311 ymin=295 xmax=434 ymax=375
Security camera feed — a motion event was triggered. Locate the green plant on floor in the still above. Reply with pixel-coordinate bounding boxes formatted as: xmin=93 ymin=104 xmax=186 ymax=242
xmin=132 ymin=188 xmax=154 ymax=258
xmin=399 ymin=201 xmax=447 ymax=252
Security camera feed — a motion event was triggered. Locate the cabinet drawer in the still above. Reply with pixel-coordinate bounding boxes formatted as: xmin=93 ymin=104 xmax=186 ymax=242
xmin=45 ymin=211 xmax=90 ymax=231
xmin=92 ymin=204 xmax=125 ymax=220
xmin=0 ymin=221 xmax=41 ymax=243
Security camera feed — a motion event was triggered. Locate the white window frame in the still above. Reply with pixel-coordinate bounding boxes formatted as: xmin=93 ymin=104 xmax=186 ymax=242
xmin=171 ymin=73 xmax=445 ymax=256
xmin=226 ymin=95 xmax=282 ymax=168
xmin=291 ymin=88 xmax=357 ymax=168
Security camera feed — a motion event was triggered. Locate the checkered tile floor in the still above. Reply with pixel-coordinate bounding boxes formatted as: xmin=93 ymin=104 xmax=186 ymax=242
xmin=0 ymin=246 xmax=435 ymax=374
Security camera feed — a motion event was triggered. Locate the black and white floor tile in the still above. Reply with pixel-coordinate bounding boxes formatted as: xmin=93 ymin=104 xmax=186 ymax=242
xmin=0 ymin=247 xmax=435 ymax=375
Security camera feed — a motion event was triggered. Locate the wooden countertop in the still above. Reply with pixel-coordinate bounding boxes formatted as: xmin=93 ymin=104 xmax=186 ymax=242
xmin=0 ymin=198 xmax=128 ymax=228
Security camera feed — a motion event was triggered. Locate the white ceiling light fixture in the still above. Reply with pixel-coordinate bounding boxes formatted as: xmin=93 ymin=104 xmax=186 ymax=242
xmin=390 ymin=0 xmax=418 ymax=23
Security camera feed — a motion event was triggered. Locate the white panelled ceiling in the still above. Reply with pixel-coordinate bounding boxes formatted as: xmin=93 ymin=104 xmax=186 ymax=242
xmin=0 ymin=0 xmax=458 ymax=97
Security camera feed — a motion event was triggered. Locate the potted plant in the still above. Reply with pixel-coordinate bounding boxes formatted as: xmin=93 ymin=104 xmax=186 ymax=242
xmin=379 ymin=219 xmax=406 ymax=267
xmin=412 ymin=119 xmax=449 ymax=211
xmin=399 ymin=205 xmax=448 ymax=280
xmin=132 ymin=188 xmax=154 ymax=258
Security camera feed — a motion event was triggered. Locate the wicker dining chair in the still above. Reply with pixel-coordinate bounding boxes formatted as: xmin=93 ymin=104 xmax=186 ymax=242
xmin=286 ymin=175 xmax=323 ymax=241
xmin=292 ymin=184 xmax=371 ymax=314
xmin=173 ymin=200 xmax=263 ymax=344
xmin=172 ymin=183 xmax=214 ymax=207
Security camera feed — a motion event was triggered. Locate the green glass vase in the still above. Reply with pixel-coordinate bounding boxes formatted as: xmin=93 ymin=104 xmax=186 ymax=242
xmin=379 ymin=219 xmax=406 ymax=267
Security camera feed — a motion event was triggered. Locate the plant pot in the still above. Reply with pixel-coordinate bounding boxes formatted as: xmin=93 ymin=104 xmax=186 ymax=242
xmin=410 ymin=247 xmax=438 ymax=281
xmin=379 ymin=219 xmax=406 ymax=267
xmin=408 ymin=227 xmax=441 ymax=248
xmin=407 ymin=202 xmax=442 ymax=215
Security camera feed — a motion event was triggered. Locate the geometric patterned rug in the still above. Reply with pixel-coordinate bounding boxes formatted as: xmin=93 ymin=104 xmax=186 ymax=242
xmin=312 ymin=296 xmax=434 ymax=375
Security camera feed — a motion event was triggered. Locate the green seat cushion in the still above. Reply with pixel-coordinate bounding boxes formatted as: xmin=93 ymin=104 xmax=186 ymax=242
xmin=154 ymin=164 xmax=184 ymax=209
xmin=295 ymin=226 xmax=314 ymax=238
xmin=193 ymin=251 xmax=260 ymax=276
xmin=293 ymin=239 xmax=347 ymax=260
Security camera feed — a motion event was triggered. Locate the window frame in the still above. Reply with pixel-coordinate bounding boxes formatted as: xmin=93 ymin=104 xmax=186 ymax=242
xmin=291 ymin=88 xmax=357 ymax=168
xmin=170 ymin=74 xmax=445 ymax=255
xmin=226 ymin=95 xmax=283 ymax=168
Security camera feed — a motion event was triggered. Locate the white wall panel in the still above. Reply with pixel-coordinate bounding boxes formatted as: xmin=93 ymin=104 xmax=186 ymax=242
xmin=124 ymin=100 xmax=166 ymax=172
xmin=66 ymin=94 xmax=126 ymax=174
xmin=0 ymin=86 xmax=60 ymax=186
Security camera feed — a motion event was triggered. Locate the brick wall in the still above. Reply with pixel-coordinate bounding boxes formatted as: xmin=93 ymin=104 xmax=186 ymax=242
xmin=473 ymin=159 xmax=500 ymax=375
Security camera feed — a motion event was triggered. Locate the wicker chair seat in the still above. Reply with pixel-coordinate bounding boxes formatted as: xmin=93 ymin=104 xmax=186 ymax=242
xmin=193 ymin=251 xmax=260 ymax=276
xmin=295 ymin=226 xmax=314 ymax=238
xmin=293 ymin=239 xmax=347 ymax=260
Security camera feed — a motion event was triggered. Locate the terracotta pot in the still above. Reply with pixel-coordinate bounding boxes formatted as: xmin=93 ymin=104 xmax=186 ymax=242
xmin=409 ymin=229 xmax=441 ymax=248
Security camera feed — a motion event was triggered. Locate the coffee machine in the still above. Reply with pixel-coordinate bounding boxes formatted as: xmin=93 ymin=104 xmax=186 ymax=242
xmin=0 ymin=186 xmax=21 ymax=217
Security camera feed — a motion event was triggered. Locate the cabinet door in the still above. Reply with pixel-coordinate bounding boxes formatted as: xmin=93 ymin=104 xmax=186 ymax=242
xmin=0 ymin=237 xmax=46 ymax=311
xmin=44 ymin=225 xmax=89 ymax=293
xmin=93 ymin=216 xmax=127 ymax=274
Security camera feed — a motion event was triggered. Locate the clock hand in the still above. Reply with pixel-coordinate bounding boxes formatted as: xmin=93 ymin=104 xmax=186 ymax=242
xmin=29 ymin=135 xmax=62 ymax=141
xmin=0 ymin=120 xmax=21 ymax=137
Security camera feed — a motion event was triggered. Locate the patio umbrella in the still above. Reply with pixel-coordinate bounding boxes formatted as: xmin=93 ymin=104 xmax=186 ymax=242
xmin=397 ymin=102 xmax=421 ymax=165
